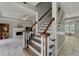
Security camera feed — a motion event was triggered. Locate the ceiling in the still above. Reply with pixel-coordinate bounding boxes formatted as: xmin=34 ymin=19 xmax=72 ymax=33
xmin=27 ymin=2 xmax=40 ymax=6
xmin=0 ymin=2 xmax=36 ymax=21
xmin=59 ymin=2 xmax=79 ymax=18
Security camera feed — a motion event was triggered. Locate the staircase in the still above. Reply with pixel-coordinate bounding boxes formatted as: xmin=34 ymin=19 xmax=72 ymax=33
xmin=23 ymin=33 xmax=43 ymax=56
xmin=23 ymin=18 xmax=55 ymax=56
xmin=23 ymin=7 xmax=56 ymax=56
xmin=38 ymin=20 xmax=52 ymax=34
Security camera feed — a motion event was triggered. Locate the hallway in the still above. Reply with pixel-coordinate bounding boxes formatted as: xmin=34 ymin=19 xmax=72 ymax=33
xmin=58 ymin=35 xmax=79 ymax=56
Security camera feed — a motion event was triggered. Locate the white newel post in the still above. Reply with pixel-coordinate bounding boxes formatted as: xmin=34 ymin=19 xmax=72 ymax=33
xmin=52 ymin=2 xmax=58 ymax=56
xmin=47 ymin=36 xmax=50 ymax=56
xmin=23 ymin=31 xmax=26 ymax=48
xmin=43 ymin=36 xmax=46 ymax=56
xmin=42 ymin=34 xmax=48 ymax=56
xmin=23 ymin=31 xmax=28 ymax=48
xmin=40 ymin=34 xmax=46 ymax=56
xmin=41 ymin=36 xmax=44 ymax=56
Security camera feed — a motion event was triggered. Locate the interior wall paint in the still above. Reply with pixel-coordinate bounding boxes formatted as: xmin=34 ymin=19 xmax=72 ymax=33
xmin=0 ymin=17 xmax=33 ymax=38
xmin=27 ymin=2 xmax=40 ymax=6
xmin=0 ymin=2 xmax=36 ymax=22
xmin=36 ymin=2 xmax=51 ymax=19
xmin=65 ymin=17 xmax=79 ymax=36
xmin=19 ymin=2 xmax=51 ymax=23
xmin=36 ymin=2 xmax=51 ymax=30
xmin=0 ymin=2 xmax=36 ymax=17
xmin=57 ymin=2 xmax=79 ymax=53
xmin=59 ymin=2 xmax=79 ymax=19
xmin=57 ymin=2 xmax=65 ymax=54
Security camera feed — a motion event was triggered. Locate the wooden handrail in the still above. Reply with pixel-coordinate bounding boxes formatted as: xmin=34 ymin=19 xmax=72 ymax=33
xmin=30 ymin=21 xmax=37 ymax=29
xmin=27 ymin=8 xmax=52 ymax=31
xmin=42 ymin=18 xmax=55 ymax=35
xmin=38 ymin=8 xmax=52 ymax=21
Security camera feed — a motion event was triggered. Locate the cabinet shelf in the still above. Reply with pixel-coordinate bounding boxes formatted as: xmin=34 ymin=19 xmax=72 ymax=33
xmin=0 ymin=23 xmax=9 ymax=39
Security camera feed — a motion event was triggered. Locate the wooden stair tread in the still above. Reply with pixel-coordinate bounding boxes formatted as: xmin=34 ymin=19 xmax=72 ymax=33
xmin=23 ymin=48 xmax=38 ymax=56
xmin=30 ymin=43 xmax=41 ymax=53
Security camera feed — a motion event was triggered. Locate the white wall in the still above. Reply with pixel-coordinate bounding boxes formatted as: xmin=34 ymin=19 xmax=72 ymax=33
xmin=75 ymin=21 xmax=79 ymax=36
xmin=0 ymin=2 xmax=37 ymax=38
xmin=59 ymin=2 xmax=79 ymax=18
xmin=38 ymin=10 xmax=52 ymax=31
xmin=36 ymin=2 xmax=52 ymax=31
xmin=0 ymin=2 xmax=36 ymax=20
xmin=0 ymin=17 xmax=33 ymax=38
xmin=36 ymin=2 xmax=51 ymax=19
xmin=64 ymin=17 xmax=79 ymax=37
xmin=17 ymin=2 xmax=51 ymax=18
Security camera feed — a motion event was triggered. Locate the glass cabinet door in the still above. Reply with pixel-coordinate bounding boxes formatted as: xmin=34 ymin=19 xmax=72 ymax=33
xmin=70 ymin=23 xmax=75 ymax=34
xmin=65 ymin=22 xmax=75 ymax=34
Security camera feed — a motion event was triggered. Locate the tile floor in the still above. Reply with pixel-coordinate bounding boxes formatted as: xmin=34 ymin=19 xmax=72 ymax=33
xmin=0 ymin=37 xmax=28 ymax=56
xmin=58 ymin=35 xmax=79 ymax=56
xmin=1 ymin=35 xmax=79 ymax=56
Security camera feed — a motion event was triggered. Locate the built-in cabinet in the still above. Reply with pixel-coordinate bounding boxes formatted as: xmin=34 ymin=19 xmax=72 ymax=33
xmin=0 ymin=23 xmax=9 ymax=39
xmin=65 ymin=21 xmax=75 ymax=35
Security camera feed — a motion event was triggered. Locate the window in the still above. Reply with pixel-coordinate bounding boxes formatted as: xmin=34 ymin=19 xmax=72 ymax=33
xmin=65 ymin=22 xmax=75 ymax=34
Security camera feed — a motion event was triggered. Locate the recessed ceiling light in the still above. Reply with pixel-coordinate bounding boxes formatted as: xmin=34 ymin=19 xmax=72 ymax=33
xmin=22 ymin=17 xmax=26 ymax=21
xmin=22 ymin=16 xmax=28 ymax=21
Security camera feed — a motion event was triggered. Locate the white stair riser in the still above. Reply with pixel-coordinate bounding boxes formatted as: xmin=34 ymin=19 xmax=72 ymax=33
xmin=34 ymin=36 xmax=41 ymax=41
xmin=29 ymin=45 xmax=41 ymax=56
xmin=31 ymin=40 xmax=41 ymax=48
xmin=39 ymin=30 xmax=52 ymax=33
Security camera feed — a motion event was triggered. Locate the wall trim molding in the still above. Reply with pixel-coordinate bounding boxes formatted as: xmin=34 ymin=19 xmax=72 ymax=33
xmin=63 ymin=14 xmax=79 ymax=20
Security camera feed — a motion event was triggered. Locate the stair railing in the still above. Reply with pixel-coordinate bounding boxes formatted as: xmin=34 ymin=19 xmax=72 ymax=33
xmin=40 ymin=36 xmax=44 ymax=56
xmin=40 ymin=18 xmax=55 ymax=56
xmin=24 ymin=7 xmax=54 ymax=56
xmin=42 ymin=18 xmax=55 ymax=34
xmin=27 ymin=7 xmax=52 ymax=32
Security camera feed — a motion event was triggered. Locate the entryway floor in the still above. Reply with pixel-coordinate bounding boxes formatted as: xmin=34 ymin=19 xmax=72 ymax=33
xmin=0 ymin=37 xmax=28 ymax=56
xmin=58 ymin=35 xmax=79 ymax=56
